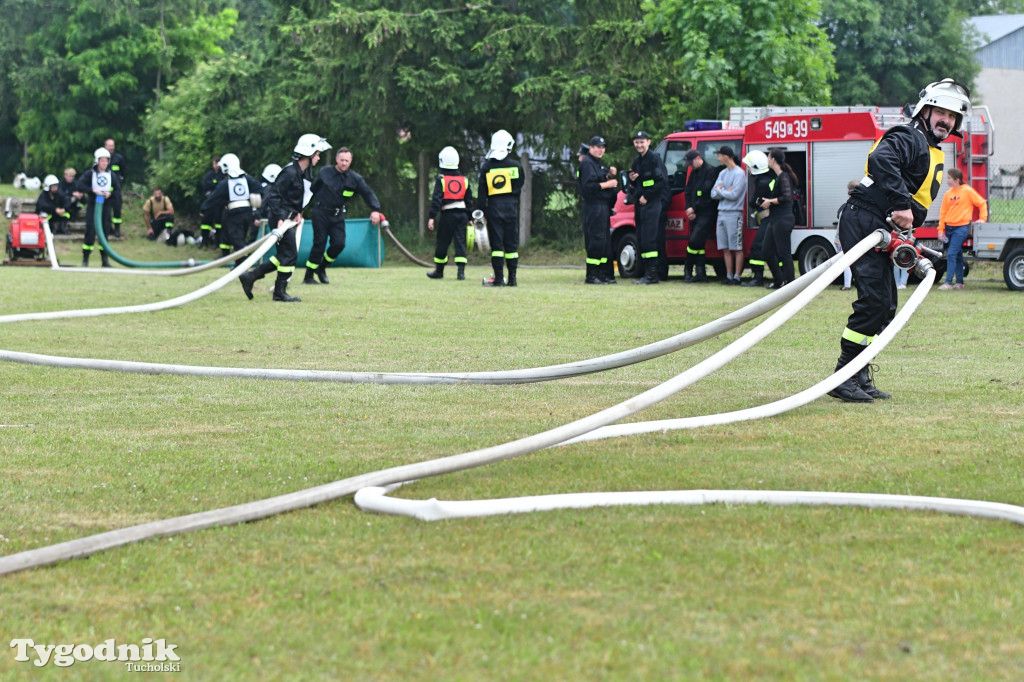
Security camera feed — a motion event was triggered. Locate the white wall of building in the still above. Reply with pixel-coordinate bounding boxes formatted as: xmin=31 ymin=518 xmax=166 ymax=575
xmin=974 ymin=67 xmax=1024 ymax=166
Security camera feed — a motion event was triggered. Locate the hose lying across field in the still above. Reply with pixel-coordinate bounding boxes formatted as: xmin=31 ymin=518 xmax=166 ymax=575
xmin=1 ymin=231 xmax=1020 ymax=577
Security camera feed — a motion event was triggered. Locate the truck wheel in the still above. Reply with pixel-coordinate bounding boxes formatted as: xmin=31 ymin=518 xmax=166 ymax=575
xmin=797 ymin=237 xmax=835 ymax=276
xmin=614 ymin=231 xmax=639 ymax=279
xmin=1004 ymin=247 xmax=1024 ymax=291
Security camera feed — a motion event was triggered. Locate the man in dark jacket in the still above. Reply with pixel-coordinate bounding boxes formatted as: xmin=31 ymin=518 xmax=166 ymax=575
xmin=682 ymin=149 xmax=717 ymax=283
xmin=628 ymin=130 xmax=665 ymax=285
xmin=304 ymin=147 xmax=382 ymax=285
xmin=577 ymin=135 xmax=619 ymax=284
xmin=829 ymin=78 xmax=971 ymax=402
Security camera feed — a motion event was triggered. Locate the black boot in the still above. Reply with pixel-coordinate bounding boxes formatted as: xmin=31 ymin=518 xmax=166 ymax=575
xmin=742 ymin=265 xmax=764 ymax=287
xmin=827 ymin=338 xmax=874 ymax=403
xmin=81 ymin=251 xmax=90 ymax=268
xmin=316 ymin=261 xmax=330 ymax=284
xmin=601 ymin=261 xmax=617 ymax=284
xmin=100 ymin=250 xmax=111 ymax=268
xmin=303 ymin=266 xmax=320 ymax=284
xmin=634 ymin=260 xmax=659 ymax=285
xmin=426 ymin=263 xmax=445 ymax=279
xmin=857 ymin=364 xmax=891 ymax=400
xmin=584 ymin=263 xmax=602 ymax=284
xmin=240 ymin=261 xmax=274 ymax=300
xmin=483 ymin=256 xmax=504 ymax=287
xmin=692 ymin=254 xmax=708 ymax=282
xmin=273 ymin=277 xmax=301 ymax=302
xmin=457 ymin=263 xmax=465 ymax=281
xmin=683 ymin=254 xmax=694 ymax=282
xmin=506 ymin=258 xmax=517 ymax=287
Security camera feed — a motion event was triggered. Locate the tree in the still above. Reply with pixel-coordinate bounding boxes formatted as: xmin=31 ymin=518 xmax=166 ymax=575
xmin=645 ymin=0 xmax=836 ymax=118
xmin=820 ymin=0 xmax=980 ymax=106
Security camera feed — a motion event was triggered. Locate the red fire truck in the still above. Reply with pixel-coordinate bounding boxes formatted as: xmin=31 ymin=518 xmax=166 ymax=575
xmin=610 ymin=106 xmax=994 ymax=279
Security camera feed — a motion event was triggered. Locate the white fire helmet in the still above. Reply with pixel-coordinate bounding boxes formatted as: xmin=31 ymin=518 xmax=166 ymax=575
xmin=44 ymin=174 xmax=60 ymax=188
xmin=742 ymin=150 xmax=770 ymax=175
xmin=911 ymin=78 xmax=972 ymax=136
xmin=293 ymin=134 xmax=331 ymax=158
xmin=439 ymin=146 xmax=460 ymax=169
xmin=94 ymin=147 xmax=111 ymax=163
xmin=262 ymin=163 xmax=282 ymax=184
xmin=219 ymin=153 xmax=243 ymax=177
xmin=486 ymin=129 xmax=515 ymax=161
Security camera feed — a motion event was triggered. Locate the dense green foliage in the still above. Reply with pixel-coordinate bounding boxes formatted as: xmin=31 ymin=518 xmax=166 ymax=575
xmin=0 ymin=0 xmax=1004 ymax=239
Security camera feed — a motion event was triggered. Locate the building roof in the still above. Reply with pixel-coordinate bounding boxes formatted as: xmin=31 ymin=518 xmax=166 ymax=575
xmin=968 ymin=14 xmax=1024 ymax=46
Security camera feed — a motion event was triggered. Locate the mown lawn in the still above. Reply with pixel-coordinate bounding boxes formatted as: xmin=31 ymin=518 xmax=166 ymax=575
xmin=1 ymin=229 xmax=1022 ymax=680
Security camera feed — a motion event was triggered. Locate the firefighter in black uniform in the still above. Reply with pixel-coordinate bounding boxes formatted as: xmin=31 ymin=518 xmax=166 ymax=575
xmin=478 ymin=129 xmax=525 ymax=287
xmin=36 ymin=175 xmax=72 ymax=235
xmin=829 ymin=78 xmax=971 ymax=403
xmin=578 ymin=135 xmax=619 ymax=284
xmin=682 ymin=148 xmax=717 ymax=283
xmin=628 ymin=130 xmax=665 ymax=285
xmin=426 ymin=146 xmax=473 ymax=280
xmin=250 ymin=163 xmax=281 ymax=243
xmin=304 ymin=146 xmax=383 ymax=285
xmin=239 ymin=134 xmax=331 ymax=302
xmin=104 ymin=139 xmax=125 ymax=238
xmin=199 ymin=155 xmax=224 ymax=248
xmin=741 ymin=150 xmax=772 ymax=287
xmin=72 ymin=147 xmax=121 ymax=267
xmin=199 ymin=153 xmax=262 ymax=269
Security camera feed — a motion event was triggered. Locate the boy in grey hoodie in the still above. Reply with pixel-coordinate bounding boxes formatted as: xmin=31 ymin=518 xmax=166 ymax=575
xmin=710 ymin=145 xmax=746 ymax=284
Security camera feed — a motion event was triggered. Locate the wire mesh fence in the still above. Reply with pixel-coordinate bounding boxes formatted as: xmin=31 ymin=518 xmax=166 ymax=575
xmin=988 ymin=163 xmax=1024 ymax=223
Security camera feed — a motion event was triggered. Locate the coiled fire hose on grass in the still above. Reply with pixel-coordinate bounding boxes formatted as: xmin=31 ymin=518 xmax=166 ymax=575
xmin=6 ymin=230 xmax=1021 ymax=578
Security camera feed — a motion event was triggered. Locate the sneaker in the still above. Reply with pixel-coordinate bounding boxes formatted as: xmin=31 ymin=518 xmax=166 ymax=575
xmin=954 ymin=283 xmax=964 ymax=290
xmin=841 ymin=286 xmax=851 ymax=291
xmin=896 ymin=284 xmax=906 ymax=289
xmin=938 ymin=283 xmax=954 ymax=290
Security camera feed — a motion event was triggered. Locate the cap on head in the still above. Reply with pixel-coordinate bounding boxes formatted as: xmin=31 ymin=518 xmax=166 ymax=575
xmin=632 ymin=130 xmax=651 ymax=140
xmin=684 ymin=149 xmax=701 ymax=165
xmin=588 ymin=135 xmax=606 ymax=147
xmin=716 ymin=145 xmax=738 ymax=162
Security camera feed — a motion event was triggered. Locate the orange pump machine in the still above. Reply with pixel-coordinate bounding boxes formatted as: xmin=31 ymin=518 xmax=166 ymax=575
xmin=4 ymin=213 xmax=50 ymax=265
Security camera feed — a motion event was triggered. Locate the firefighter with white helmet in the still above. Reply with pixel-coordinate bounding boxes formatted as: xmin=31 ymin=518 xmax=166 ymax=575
xmin=425 ymin=146 xmax=474 ymax=280
xmin=35 ymin=174 xmax=72 ymax=235
xmin=71 ymin=147 xmax=121 ymax=267
xmin=239 ymin=134 xmax=330 ymax=302
xmin=829 ymin=78 xmax=971 ymax=403
xmin=740 ymin=149 xmax=773 ymax=288
xmin=104 ymin=139 xmax=126 ymax=238
xmin=250 ymin=164 xmax=283 ymax=242
xmin=200 ymin=152 xmax=263 ymax=268
xmin=477 ymin=129 xmax=525 ymax=286
xmin=304 ymin=146 xmax=383 ymax=284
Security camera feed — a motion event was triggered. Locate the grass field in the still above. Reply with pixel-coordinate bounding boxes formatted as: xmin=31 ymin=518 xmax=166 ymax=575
xmin=1 ymin=221 xmax=1023 ymax=680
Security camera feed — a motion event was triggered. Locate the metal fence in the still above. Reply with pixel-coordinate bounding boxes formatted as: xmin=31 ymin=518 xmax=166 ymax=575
xmin=988 ymin=163 xmax=1024 ymax=223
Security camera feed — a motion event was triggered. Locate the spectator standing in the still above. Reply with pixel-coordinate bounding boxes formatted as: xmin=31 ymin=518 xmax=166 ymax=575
xmin=36 ymin=175 xmax=71 ymax=235
xmin=682 ymin=148 xmax=717 ymax=283
xmin=937 ymin=168 xmax=987 ymax=290
xmin=142 ymin=186 xmax=175 ymax=241
xmin=760 ymin=149 xmax=798 ymax=289
xmin=477 ymin=129 xmax=525 ymax=287
xmin=305 ymin=147 xmax=383 ymax=285
xmin=628 ymin=130 xmax=665 ymax=285
xmin=426 ymin=146 xmax=473 ymax=281
xmin=104 ymin=139 xmax=125 ymax=238
xmin=577 ymin=135 xmax=619 ymax=284
xmin=710 ymin=145 xmax=746 ymax=284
